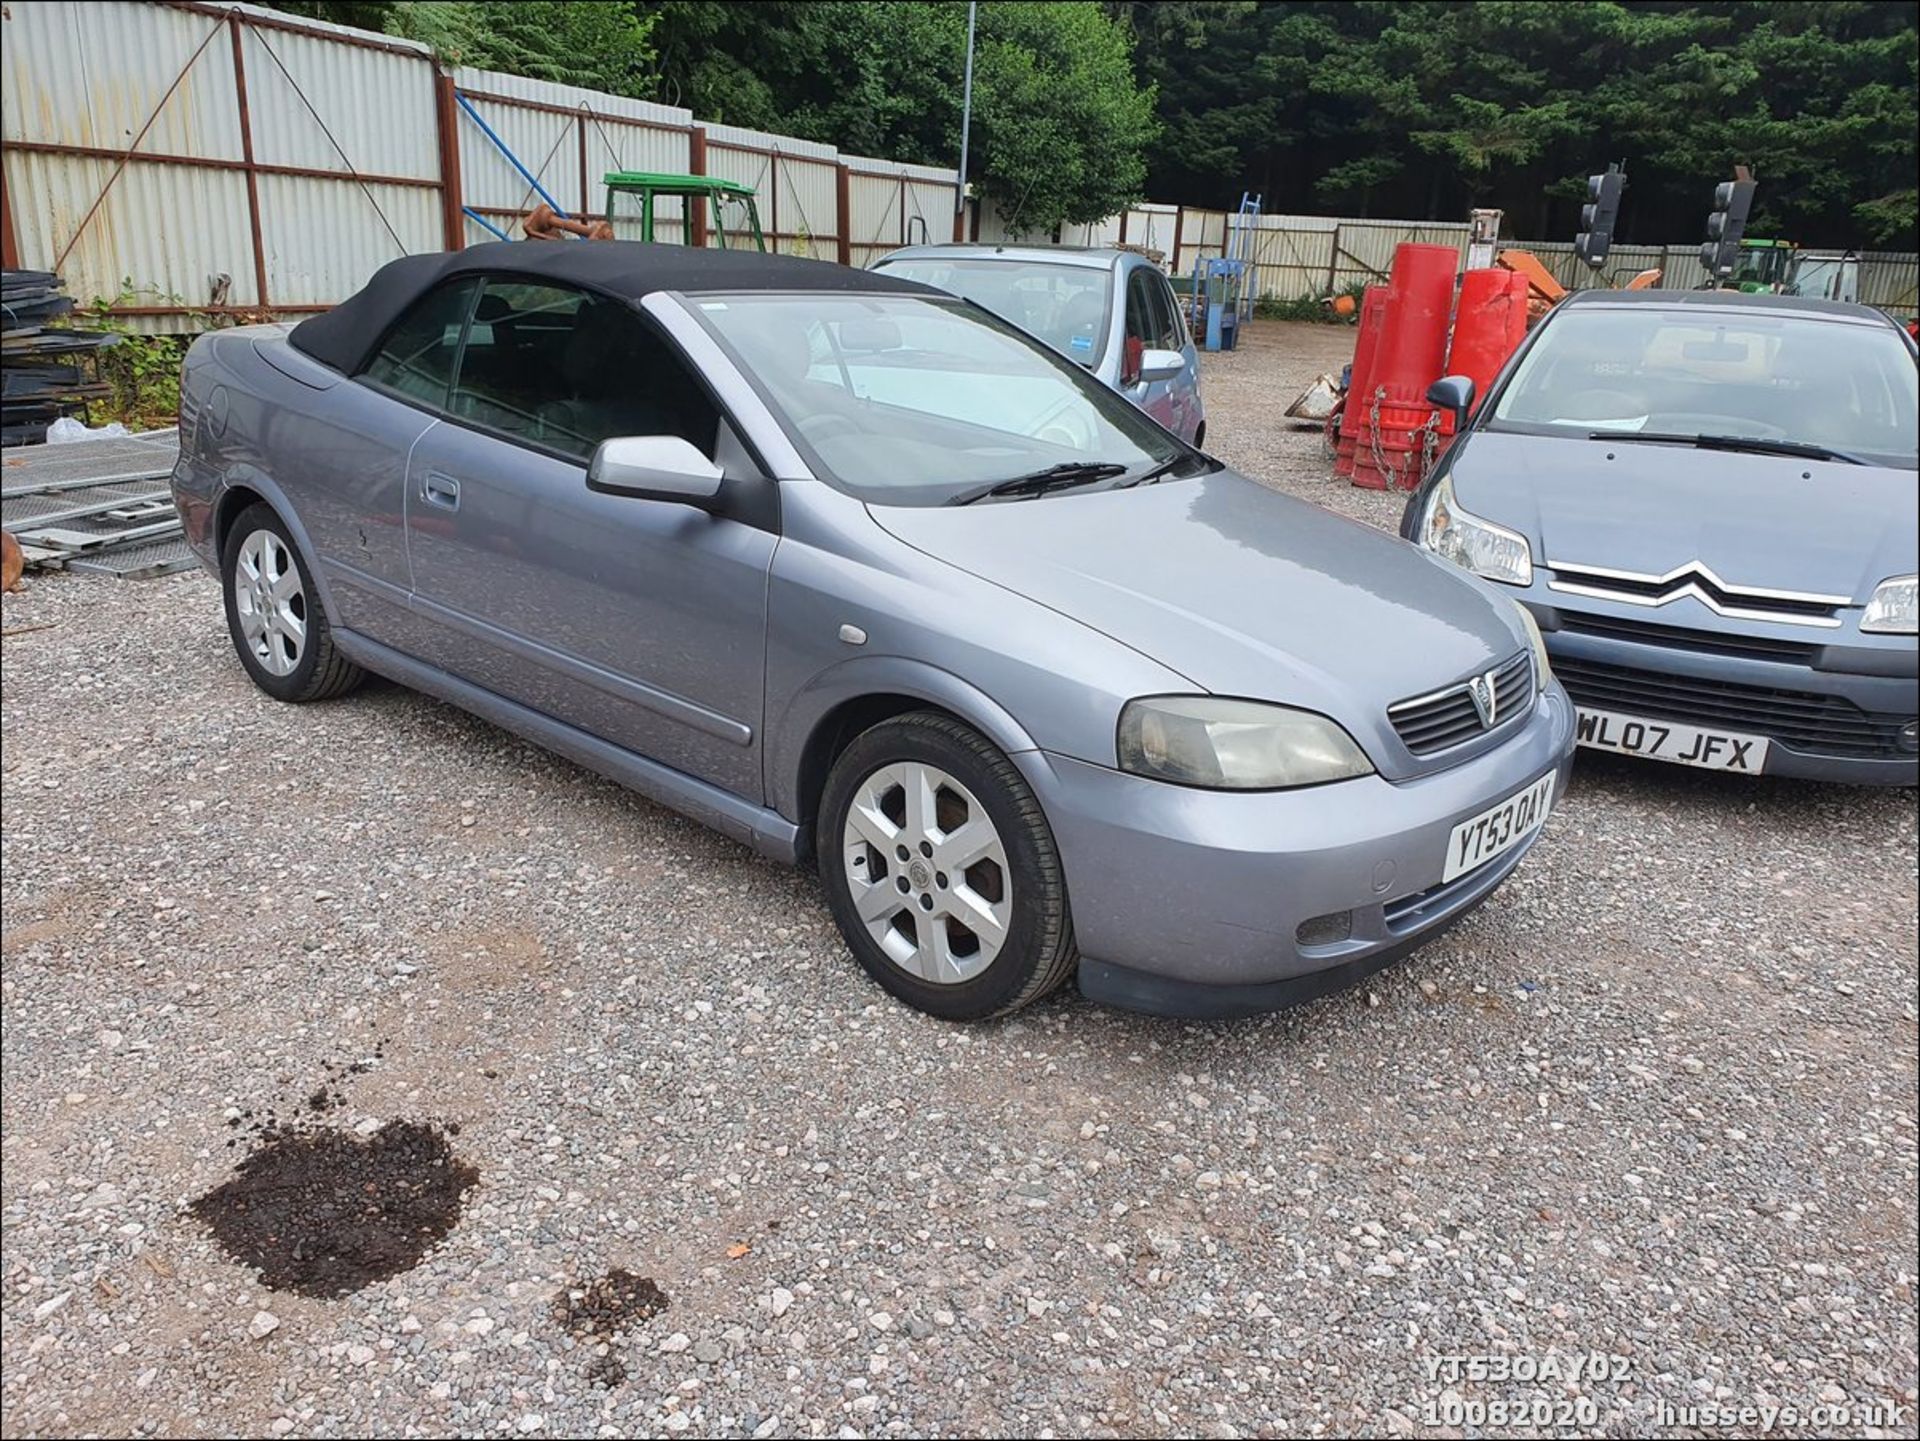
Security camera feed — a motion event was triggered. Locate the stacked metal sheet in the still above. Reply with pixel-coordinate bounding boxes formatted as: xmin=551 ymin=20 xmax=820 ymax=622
xmin=2 ymin=269 xmax=120 ymax=445
xmin=2 ymin=427 xmax=193 ymax=579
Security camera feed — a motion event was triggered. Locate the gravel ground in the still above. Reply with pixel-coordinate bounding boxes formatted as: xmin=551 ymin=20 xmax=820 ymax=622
xmin=3 ymin=321 xmax=1916 ymax=1439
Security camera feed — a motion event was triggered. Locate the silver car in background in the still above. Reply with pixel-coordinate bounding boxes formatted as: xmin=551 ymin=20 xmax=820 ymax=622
xmin=873 ymin=244 xmax=1208 ymax=446
xmin=172 ymin=243 xmax=1570 ymax=1022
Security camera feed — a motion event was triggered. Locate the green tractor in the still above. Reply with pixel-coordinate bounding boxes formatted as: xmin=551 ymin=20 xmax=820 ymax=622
xmin=1731 ymin=238 xmax=1859 ymax=303
xmin=603 ymin=173 xmax=767 ymax=251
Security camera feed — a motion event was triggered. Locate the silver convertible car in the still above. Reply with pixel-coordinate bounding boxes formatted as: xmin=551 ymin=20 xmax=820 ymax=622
xmin=172 ymin=243 xmax=1574 ymax=1020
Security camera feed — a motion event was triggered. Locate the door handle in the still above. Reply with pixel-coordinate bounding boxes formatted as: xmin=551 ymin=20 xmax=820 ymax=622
xmin=421 ymin=472 xmax=460 ymax=509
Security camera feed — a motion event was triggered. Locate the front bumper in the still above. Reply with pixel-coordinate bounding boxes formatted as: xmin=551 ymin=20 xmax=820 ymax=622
xmin=1537 ymin=618 xmax=1919 ymax=787
xmin=1014 ymin=683 xmax=1577 ymax=1018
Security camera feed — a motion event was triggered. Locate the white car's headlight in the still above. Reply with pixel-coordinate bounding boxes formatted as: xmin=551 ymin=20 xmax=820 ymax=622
xmin=1419 ymin=473 xmax=1533 ymax=586
xmin=1117 ymin=697 xmax=1375 ymax=790
xmin=1862 ymin=574 xmax=1917 ymax=634
xmin=1512 ymin=598 xmax=1554 ymax=684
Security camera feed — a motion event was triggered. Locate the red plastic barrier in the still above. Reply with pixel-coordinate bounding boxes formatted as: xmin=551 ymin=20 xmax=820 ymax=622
xmin=1334 ymin=285 xmax=1390 ymax=477
xmin=1353 ymin=243 xmax=1456 ymax=489
xmin=1504 ymin=268 xmax=1532 ymax=350
xmin=1444 ymin=267 xmax=1525 ymax=424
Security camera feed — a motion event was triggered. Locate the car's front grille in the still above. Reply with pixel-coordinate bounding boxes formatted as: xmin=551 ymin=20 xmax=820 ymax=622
xmin=1556 ymin=657 xmax=1911 ymax=758
xmin=1557 ymin=610 xmax=1822 ymax=663
xmin=1547 ymin=562 xmax=1844 ymax=626
xmin=1388 ymin=651 xmax=1534 ymax=755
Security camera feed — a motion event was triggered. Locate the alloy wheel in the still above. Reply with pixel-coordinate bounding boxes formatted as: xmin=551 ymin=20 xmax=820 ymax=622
xmin=233 ymin=528 xmax=307 ymax=677
xmin=840 ymin=760 xmax=1012 ymax=985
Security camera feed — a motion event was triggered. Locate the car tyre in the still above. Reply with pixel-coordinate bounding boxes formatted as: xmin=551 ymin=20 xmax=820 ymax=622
xmin=818 ymin=711 xmax=1078 ymax=1020
xmin=220 ymin=502 xmax=364 ymax=703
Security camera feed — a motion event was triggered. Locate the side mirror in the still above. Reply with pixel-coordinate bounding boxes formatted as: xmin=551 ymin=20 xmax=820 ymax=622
xmin=587 ymin=436 xmax=725 ymax=508
xmin=1139 ymin=348 xmax=1187 ymax=383
xmin=1426 ymin=374 xmax=1475 ymax=428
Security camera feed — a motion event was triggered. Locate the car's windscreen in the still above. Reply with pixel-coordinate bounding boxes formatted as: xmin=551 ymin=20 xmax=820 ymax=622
xmin=690 ymin=293 xmax=1187 ymax=504
xmin=871 ymin=258 xmax=1113 ymax=367
xmin=1488 ymin=307 xmax=1918 ymax=469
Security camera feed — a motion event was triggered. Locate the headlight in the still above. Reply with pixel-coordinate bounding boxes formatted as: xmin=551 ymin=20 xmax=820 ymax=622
xmin=1862 ymin=574 xmax=1917 ymax=634
xmin=1117 ymin=697 xmax=1374 ymax=790
xmin=1512 ymin=599 xmax=1554 ymax=684
xmin=1419 ymin=473 xmax=1533 ymax=586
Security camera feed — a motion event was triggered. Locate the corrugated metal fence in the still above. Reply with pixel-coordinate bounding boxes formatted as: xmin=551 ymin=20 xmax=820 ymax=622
xmin=0 ymin=0 xmax=963 ymax=329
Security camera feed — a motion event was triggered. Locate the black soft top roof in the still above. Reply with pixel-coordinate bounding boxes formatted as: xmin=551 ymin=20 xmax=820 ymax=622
xmin=289 ymin=241 xmax=937 ymax=375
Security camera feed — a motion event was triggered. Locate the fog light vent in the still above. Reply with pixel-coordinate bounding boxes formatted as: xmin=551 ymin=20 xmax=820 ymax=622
xmin=1295 ymin=910 xmax=1355 ymax=948
xmin=1900 ymin=719 xmax=1918 ymax=754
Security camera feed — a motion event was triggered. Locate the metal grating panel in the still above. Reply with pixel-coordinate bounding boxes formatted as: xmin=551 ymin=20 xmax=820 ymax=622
xmin=2 ymin=427 xmax=187 ymax=581
xmin=67 ymin=534 xmax=199 ymax=579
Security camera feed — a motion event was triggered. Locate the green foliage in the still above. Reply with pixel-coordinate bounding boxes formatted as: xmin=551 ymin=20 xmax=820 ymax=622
xmin=1251 ymin=281 xmax=1365 ymax=324
xmin=638 ymin=1 xmax=1157 ymax=235
xmin=1111 ymin=0 xmax=1918 ymax=248
xmin=80 ymin=285 xmax=192 ymax=429
xmin=386 ymin=2 xmax=657 ymax=98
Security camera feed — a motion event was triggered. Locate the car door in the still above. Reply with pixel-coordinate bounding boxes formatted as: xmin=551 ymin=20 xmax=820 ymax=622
xmin=1120 ymin=266 xmax=1180 ymax=432
xmin=1152 ymin=269 xmax=1204 ymax=443
xmin=293 ymin=277 xmax=479 ymax=641
xmin=401 ymin=277 xmax=776 ymax=799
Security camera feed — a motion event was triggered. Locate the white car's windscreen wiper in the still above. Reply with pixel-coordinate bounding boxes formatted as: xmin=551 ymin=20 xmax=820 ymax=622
xmin=1590 ymin=431 xmax=1868 ymax=466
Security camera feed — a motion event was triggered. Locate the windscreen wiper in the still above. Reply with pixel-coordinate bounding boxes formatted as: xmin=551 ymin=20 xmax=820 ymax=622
xmin=948 ymin=462 xmax=1130 ymax=506
xmin=1121 ymin=456 xmax=1190 ymax=491
xmin=1590 ymin=431 xmax=1867 ymax=466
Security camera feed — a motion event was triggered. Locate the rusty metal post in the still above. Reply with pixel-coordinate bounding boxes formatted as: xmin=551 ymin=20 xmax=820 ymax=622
xmin=433 ymin=68 xmax=464 ymax=249
xmin=577 ymin=112 xmax=588 ymax=220
xmin=1171 ymin=206 xmax=1184 ymax=272
xmin=228 ymin=14 xmax=269 ymax=309
xmin=689 ymin=126 xmax=708 ymax=247
xmin=1118 ymin=209 xmax=1129 ymax=246
xmin=835 ymin=163 xmax=851 ymax=266
xmin=0 ymin=164 xmax=19 ymax=271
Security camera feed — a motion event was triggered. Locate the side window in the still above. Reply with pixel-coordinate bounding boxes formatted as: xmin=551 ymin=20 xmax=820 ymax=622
xmin=1124 ymin=271 xmax=1155 ymax=344
xmin=1154 ymin=273 xmax=1187 ymax=350
xmin=360 ymin=278 xmax=477 ymax=406
xmin=448 ymin=280 xmax=719 ymax=462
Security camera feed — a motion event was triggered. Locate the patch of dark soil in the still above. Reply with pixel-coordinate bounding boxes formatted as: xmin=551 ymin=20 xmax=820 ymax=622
xmin=191 ymin=1121 xmax=478 ymax=1298
xmin=552 ymin=1269 xmax=671 ymax=1386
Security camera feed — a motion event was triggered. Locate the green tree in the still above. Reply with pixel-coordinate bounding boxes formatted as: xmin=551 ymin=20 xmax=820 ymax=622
xmin=384 ymin=1 xmax=658 ymax=99
xmin=640 ymin=2 xmax=1157 ymax=234
xmin=1111 ymin=0 xmax=1916 ymax=248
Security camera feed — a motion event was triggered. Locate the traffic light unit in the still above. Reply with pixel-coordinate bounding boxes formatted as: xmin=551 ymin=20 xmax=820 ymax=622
xmin=1574 ymin=164 xmax=1625 ymax=270
xmin=1700 ymin=166 xmax=1758 ymax=282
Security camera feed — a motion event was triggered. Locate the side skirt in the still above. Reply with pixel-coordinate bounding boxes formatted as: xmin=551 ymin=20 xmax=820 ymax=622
xmin=332 ymin=628 xmax=801 ymax=865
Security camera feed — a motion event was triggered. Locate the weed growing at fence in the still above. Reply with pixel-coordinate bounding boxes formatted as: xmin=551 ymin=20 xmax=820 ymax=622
xmin=74 ymin=282 xmax=269 ymax=430
xmin=74 ymin=284 xmax=189 ymax=429
xmin=1253 ymin=281 xmax=1367 ymax=324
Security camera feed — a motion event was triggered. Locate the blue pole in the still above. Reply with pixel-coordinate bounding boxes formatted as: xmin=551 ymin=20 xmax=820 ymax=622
xmin=454 ymin=91 xmax=570 ymax=218
xmin=463 ymin=207 xmax=510 ymax=242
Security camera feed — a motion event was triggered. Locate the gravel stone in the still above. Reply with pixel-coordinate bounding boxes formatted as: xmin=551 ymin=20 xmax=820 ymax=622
xmin=2 ymin=322 xmax=1914 ymax=1436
